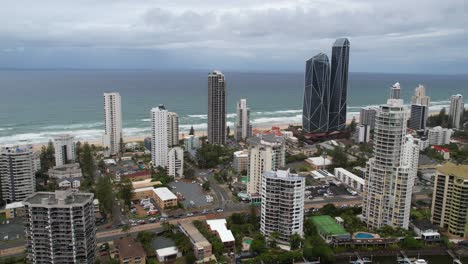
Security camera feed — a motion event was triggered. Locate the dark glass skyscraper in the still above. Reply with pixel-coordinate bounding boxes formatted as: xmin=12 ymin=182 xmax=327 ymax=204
xmin=329 ymin=38 xmax=350 ymax=131
xmin=208 ymin=70 xmax=226 ymax=145
xmin=302 ymin=53 xmax=330 ymax=133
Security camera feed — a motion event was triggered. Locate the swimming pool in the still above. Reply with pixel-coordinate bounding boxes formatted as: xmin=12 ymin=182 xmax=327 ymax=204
xmin=354 ymin=232 xmax=375 ymax=239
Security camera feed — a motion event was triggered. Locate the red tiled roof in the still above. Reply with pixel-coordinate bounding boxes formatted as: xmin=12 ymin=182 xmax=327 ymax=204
xmin=432 ymin=145 xmax=449 ymax=153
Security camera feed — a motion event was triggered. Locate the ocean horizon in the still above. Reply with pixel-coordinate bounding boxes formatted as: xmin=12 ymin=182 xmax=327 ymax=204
xmin=0 ymin=70 xmax=466 ymax=145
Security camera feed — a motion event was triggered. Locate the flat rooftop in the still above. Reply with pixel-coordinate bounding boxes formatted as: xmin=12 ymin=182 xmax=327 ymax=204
xmin=206 ymin=219 xmax=235 ymax=243
xmin=24 ymin=191 xmax=93 ymax=206
xmin=437 ymin=162 xmax=468 ymax=178
xmin=311 ymin=215 xmax=349 ymax=236
xmin=179 ymin=221 xmax=211 ymax=248
xmin=154 ymin=187 xmax=178 ymax=201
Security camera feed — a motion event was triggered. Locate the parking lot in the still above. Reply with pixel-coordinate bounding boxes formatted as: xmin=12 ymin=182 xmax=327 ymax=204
xmin=167 ymin=180 xmax=212 ymax=208
xmin=306 ymin=183 xmax=354 ymax=199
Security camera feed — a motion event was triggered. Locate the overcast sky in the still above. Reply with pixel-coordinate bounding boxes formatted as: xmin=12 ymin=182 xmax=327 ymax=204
xmin=1 ymin=0 xmax=467 ymax=73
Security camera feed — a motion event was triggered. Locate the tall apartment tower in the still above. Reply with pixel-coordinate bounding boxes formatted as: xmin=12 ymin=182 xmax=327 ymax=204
xmin=208 ymin=70 xmax=226 ymax=145
xmin=53 ymin=134 xmax=75 ymax=167
xmin=363 ymin=84 xmax=420 ymax=230
xmin=247 ymin=134 xmax=285 ymax=195
xmin=409 ymin=104 xmax=427 ymax=130
xmin=412 ymin=84 xmax=430 ymax=106
xmin=431 ymin=162 xmax=468 ymax=237
xmin=449 ymin=94 xmax=464 ymax=129
xmin=103 ymin=92 xmax=122 ymax=156
xmin=167 ymin=147 xmax=184 ymax=178
xmin=428 ymin=126 xmax=453 ymax=145
xmin=260 ymin=169 xmax=305 ymax=242
xmin=24 ymin=191 xmax=96 ymax=263
xmin=302 ymin=53 xmax=330 ymax=133
xmin=359 ymin=107 xmax=377 ymax=130
xmin=168 ymin=112 xmax=179 ymax=147
xmin=235 ymin=99 xmax=252 ymax=141
xmin=0 ymin=145 xmax=36 ymax=203
xmin=151 ymin=105 xmax=169 ymax=168
xmin=329 ymin=38 xmax=350 ymax=131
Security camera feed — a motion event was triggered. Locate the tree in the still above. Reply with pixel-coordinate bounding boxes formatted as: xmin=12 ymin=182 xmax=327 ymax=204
xmin=95 ymin=176 xmax=114 ymax=216
xmin=39 ymin=140 xmax=55 ymax=172
xmin=268 ymin=231 xmax=279 ymax=248
xmin=401 ymin=235 xmax=423 ymax=249
xmin=189 ymin=126 xmax=195 ymax=136
xmin=184 ymin=167 xmax=195 ymax=179
xmin=120 ymin=137 xmax=125 ymax=155
xmin=118 ymin=178 xmax=134 ymax=210
xmin=250 ymin=233 xmax=266 ymax=254
xmin=80 ymin=143 xmax=96 ymax=188
xmin=348 ymin=117 xmax=357 ymax=134
xmin=290 ymin=233 xmax=303 ymax=250
xmin=137 ymin=231 xmax=156 ymax=254
xmin=329 ymin=146 xmax=348 ymax=169
xmin=226 ymin=126 xmax=230 ymax=137
xmin=202 ymin=181 xmax=210 ymax=191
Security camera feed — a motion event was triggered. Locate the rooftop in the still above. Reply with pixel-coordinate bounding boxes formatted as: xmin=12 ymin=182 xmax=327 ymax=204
xmin=24 ymin=190 xmax=93 ymax=206
xmin=307 ymin=157 xmax=332 ymax=166
xmin=156 ymin=246 xmax=179 ymax=257
xmin=206 ymin=219 xmax=235 ymax=243
xmin=437 ymin=162 xmax=468 ymax=178
xmin=247 ymin=134 xmax=284 ymax=146
xmin=311 ymin=215 xmax=349 ymax=236
xmin=333 ymin=37 xmax=350 ymax=47
xmin=154 ymin=187 xmax=178 ymax=201
xmin=115 ymin=237 xmax=146 ymax=259
xmin=179 ymin=221 xmax=211 ymax=248
xmin=234 ymin=150 xmax=249 ymax=158
xmin=264 ymin=169 xmax=303 ymax=181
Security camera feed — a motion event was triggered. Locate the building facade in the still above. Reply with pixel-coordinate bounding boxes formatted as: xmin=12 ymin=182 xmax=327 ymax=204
xmin=357 ymin=124 xmax=370 ymax=143
xmin=184 ymin=135 xmax=200 ymax=150
xmin=431 ymin=163 xmax=468 ymax=237
xmin=0 ymin=145 xmax=36 ymax=203
xmin=235 ymin=99 xmax=252 ymax=141
xmin=411 ymin=84 xmax=430 ymax=122
xmin=103 ymin=92 xmax=122 ymax=156
xmin=449 ymin=94 xmax=464 ymax=129
xmin=363 ymin=84 xmax=420 ymax=230
xmin=260 ymin=170 xmax=305 ymax=242
xmin=167 ymin=147 xmax=184 ymax=178
xmin=359 ymin=107 xmax=377 ymax=130
xmin=151 ymin=105 xmax=168 ymax=168
xmin=247 ymin=135 xmax=285 ymax=195
xmin=207 ymin=70 xmax=226 ymax=145
xmin=409 ymin=104 xmax=427 ymax=130
xmin=428 ymin=126 xmax=453 ymax=146
xmin=53 ymin=134 xmax=75 ymax=167
xmin=329 ymin=38 xmax=350 ymax=131
xmin=233 ymin=150 xmax=249 ymax=173
xmin=168 ymin=112 xmax=179 ymax=147
xmin=23 ymin=191 xmax=96 ymax=263
xmin=302 ymin=53 xmax=330 ymax=133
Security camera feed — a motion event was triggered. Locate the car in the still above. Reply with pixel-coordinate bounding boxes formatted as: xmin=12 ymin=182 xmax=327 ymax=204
xmin=216 ymin=208 xmax=224 ymax=212
xmin=202 ymin=209 xmax=209 ymax=214
xmin=160 ymin=217 xmax=167 ymax=222
xmin=186 ymin=213 xmax=194 ymax=217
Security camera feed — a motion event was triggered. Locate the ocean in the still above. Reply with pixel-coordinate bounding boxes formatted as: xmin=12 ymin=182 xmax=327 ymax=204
xmin=0 ymin=70 xmax=466 ymax=145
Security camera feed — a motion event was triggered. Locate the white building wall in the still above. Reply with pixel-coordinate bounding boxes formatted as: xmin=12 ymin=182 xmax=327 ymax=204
xmin=235 ymin=99 xmax=252 ymax=141
xmin=428 ymin=126 xmax=453 ymax=146
xmin=103 ymin=92 xmax=122 ymax=156
xmin=151 ymin=105 xmax=169 ymax=168
xmin=53 ymin=134 xmax=75 ymax=167
xmin=168 ymin=147 xmax=184 ymax=177
xmin=449 ymin=94 xmax=464 ymax=129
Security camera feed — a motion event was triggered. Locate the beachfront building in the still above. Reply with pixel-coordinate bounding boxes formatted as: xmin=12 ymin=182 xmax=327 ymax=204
xmin=359 ymin=107 xmax=377 ymax=130
xmin=303 ymin=53 xmax=330 ymax=133
xmin=247 ymin=134 xmax=285 ymax=195
xmin=363 ymin=84 xmax=420 ymax=230
xmin=168 ymin=112 xmax=179 ymax=147
xmin=53 ymin=134 xmax=75 ymax=166
xmin=235 ymin=99 xmax=252 ymax=141
xmin=0 ymin=145 xmax=36 ymax=203
xmin=151 ymin=105 xmax=169 ymax=168
xmin=103 ymin=92 xmax=122 ymax=156
xmin=409 ymin=104 xmax=427 ymax=130
xmin=23 ymin=190 xmax=96 ymax=263
xmin=207 ymin=70 xmax=226 ymax=145
xmin=449 ymin=94 xmax=464 ymax=129
xmin=233 ymin=150 xmax=249 ymax=173
xmin=260 ymin=169 xmax=305 ymax=242
xmin=329 ymin=38 xmax=350 ymax=131
xmin=411 ymin=84 xmax=430 ymax=124
xmin=428 ymin=126 xmax=453 ymax=146
xmin=184 ymin=135 xmax=200 ymax=151
xmin=431 ymin=163 xmax=468 ymax=237
xmin=167 ymin=147 xmax=184 ymax=178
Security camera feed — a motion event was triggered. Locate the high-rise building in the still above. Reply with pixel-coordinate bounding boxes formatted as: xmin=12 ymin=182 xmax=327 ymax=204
xmin=363 ymin=84 xmax=420 ymax=229
xmin=449 ymin=94 xmax=464 ymax=129
xmin=359 ymin=107 xmax=377 ymax=130
xmin=409 ymin=104 xmax=427 ymax=130
xmin=184 ymin=135 xmax=200 ymax=151
xmin=428 ymin=126 xmax=453 ymax=146
xmin=208 ymin=70 xmax=226 ymax=145
xmin=24 ymin=190 xmax=96 ymax=263
xmin=168 ymin=112 xmax=179 ymax=147
xmin=329 ymin=38 xmax=350 ymax=131
xmin=0 ymin=145 xmax=36 ymax=203
xmin=260 ymin=169 xmax=305 ymax=242
xmin=53 ymin=134 xmax=75 ymax=167
xmin=151 ymin=105 xmax=169 ymax=168
xmin=357 ymin=124 xmax=370 ymax=143
xmin=103 ymin=92 xmax=122 ymax=156
xmin=302 ymin=53 xmax=330 ymax=133
xmin=235 ymin=99 xmax=252 ymax=141
xmin=167 ymin=147 xmax=184 ymax=178
xmin=412 ymin=85 xmax=430 ymax=106
xmin=431 ymin=163 xmax=468 ymax=237
xmin=247 ymin=134 xmax=285 ymax=195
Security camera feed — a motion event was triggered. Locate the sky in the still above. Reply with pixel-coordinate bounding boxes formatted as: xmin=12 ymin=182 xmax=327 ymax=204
xmin=1 ymin=0 xmax=467 ymax=74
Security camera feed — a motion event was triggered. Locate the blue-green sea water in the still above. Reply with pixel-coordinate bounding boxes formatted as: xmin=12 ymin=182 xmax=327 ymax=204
xmin=0 ymin=70 xmax=466 ymax=144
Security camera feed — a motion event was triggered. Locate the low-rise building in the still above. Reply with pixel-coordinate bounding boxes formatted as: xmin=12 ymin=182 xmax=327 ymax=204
xmin=428 ymin=126 xmax=453 ymax=146
xmin=410 ymin=220 xmax=440 ymax=242
xmin=114 ymin=237 xmax=146 ymax=264
xmin=233 ymin=150 xmax=249 ymax=173
xmin=432 ymin=145 xmax=450 ymax=160
xmin=306 ymin=157 xmax=332 ymax=170
xmin=311 ymin=215 xmax=350 ymax=243
xmin=179 ymin=221 xmax=214 ymax=263
xmin=133 ymin=187 xmax=178 ymax=209
xmin=156 ymin=246 xmax=181 ymax=263
xmin=431 ymin=163 xmax=468 ymax=237
xmin=48 ymin=163 xmax=83 ymax=179
xmin=57 ymin=177 xmax=81 ymax=189
xmin=206 ymin=219 xmax=235 ymax=252
xmin=0 ymin=202 xmax=24 ymax=219
xmin=334 ymin=168 xmax=365 ymax=193
xmin=120 ymin=171 xmax=152 ymax=182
